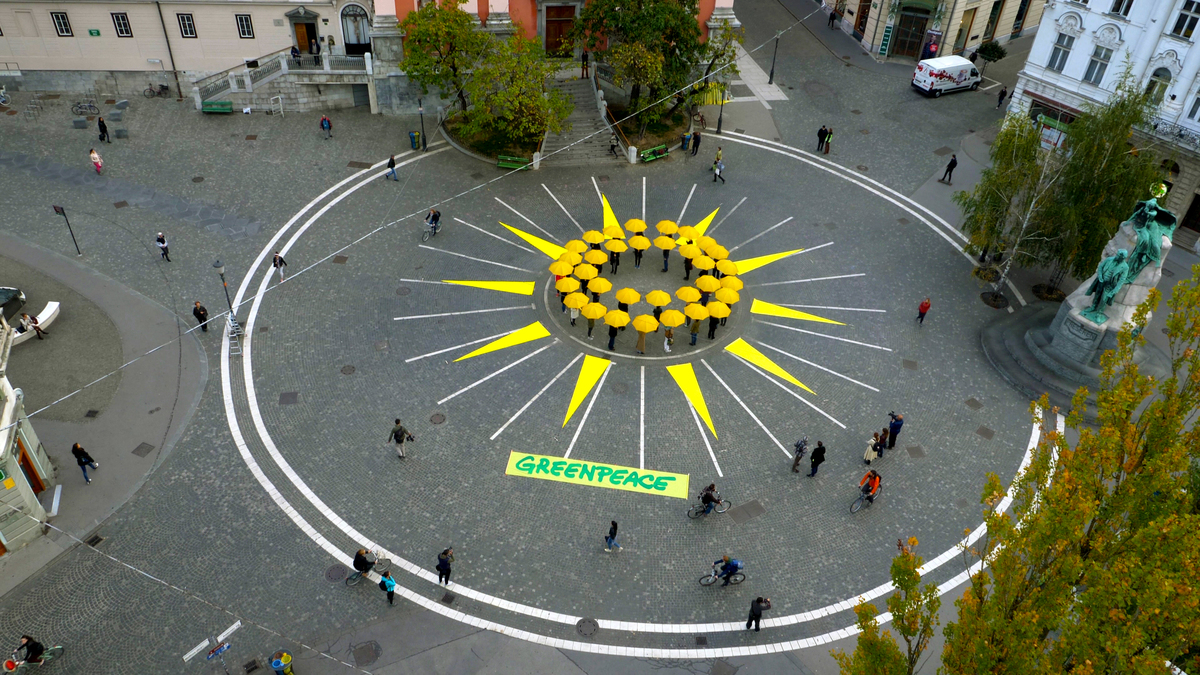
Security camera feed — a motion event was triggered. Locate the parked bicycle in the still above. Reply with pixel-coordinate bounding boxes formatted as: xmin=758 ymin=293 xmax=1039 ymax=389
xmin=686 ymin=489 xmax=729 ymax=518
xmin=143 ymin=83 xmax=170 ymax=99
xmin=71 ymin=102 xmax=99 ymax=116
xmin=698 ymin=561 xmax=744 ymax=587
xmin=692 ymin=110 xmax=707 ymax=129
xmin=4 ymin=645 xmax=64 ymax=672
xmin=345 ymin=550 xmax=391 ymax=586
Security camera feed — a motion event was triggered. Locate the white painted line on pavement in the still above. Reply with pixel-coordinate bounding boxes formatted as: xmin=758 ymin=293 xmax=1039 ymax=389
xmin=708 ymin=196 xmax=746 ymax=234
xmin=677 ymin=183 xmax=697 ymax=225
xmin=757 ymin=320 xmax=893 ymax=352
xmin=564 ymin=360 xmax=612 ymax=458
xmin=495 ymin=197 xmax=561 ymax=243
xmin=437 ymin=341 xmax=557 ymax=406
xmin=543 ymin=183 xmax=584 ymax=233
xmin=729 ymin=355 xmax=846 ymax=429
xmin=701 ymin=359 xmax=789 ymax=457
xmin=688 ymin=400 xmax=723 ymax=477
xmin=639 ymin=365 xmax=646 ymax=469
xmin=728 ymin=217 xmax=795 ymax=252
xmin=775 ymin=302 xmax=885 ymax=313
xmin=491 ymin=353 xmax=582 ymax=440
xmin=754 ymin=272 xmax=865 ymax=287
xmin=406 ymin=329 xmax=520 ymax=363
xmin=591 ymin=176 xmax=603 ymax=205
xmin=418 ymin=244 xmax=535 ymax=273
xmin=753 ymin=340 xmax=880 ymax=392
xmin=394 ymin=305 xmax=532 ymax=322
xmin=642 ymin=177 xmax=646 ymax=222
xmin=454 ymin=217 xmax=536 ymax=254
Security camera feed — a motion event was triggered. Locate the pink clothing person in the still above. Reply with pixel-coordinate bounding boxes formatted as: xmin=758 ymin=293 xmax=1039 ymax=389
xmin=89 ymin=148 xmax=103 ymax=174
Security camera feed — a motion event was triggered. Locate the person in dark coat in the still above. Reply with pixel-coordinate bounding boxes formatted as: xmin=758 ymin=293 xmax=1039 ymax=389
xmin=98 ymin=117 xmax=111 ymax=144
xmin=617 ymin=301 xmax=629 ymax=331
xmin=941 ymin=154 xmax=957 ymax=184
xmin=193 ymin=301 xmax=209 ymax=332
xmin=683 ymin=257 xmax=693 ymax=281
xmin=747 ymin=597 xmax=771 ymax=631
xmin=807 ymin=441 xmax=826 ymax=476
xmin=877 ymin=429 xmax=889 ymax=458
xmin=662 ymin=248 xmax=670 ymax=272
xmin=581 ymin=49 xmax=590 ymax=78
xmin=690 ymin=319 xmax=700 ymax=345
xmin=996 ymin=86 xmax=1008 ymax=109
xmin=652 ymin=305 xmax=663 ymax=332
xmin=386 ymin=154 xmax=399 ymax=181
xmin=817 ymin=125 xmax=827 ymax=152
xmin=887 ymin=413 xmax=904 ymax=449
xmin=390 ymin=419 xmax=413 ymax=458
xmin=436 ymin=548 xmax=454 ymax=585
xmin=604 ymin=521 xmax=620 ymax=552
xmin=707 ymin=315 xmax=720 ymax=340
xmin=610 ymin=251 xmax=620 ymax=275
xmin=633 ymin=247 xmax=643 ymax=268
xmin=71 ymin=443 xmax=98 ymax=484
xmin=608 ymin=324 xmax=619 ymax=351
xmin=691 ymin=130 xmax=702 ymax=156
xmin=587 ymin=317 xmax=596 ymax=340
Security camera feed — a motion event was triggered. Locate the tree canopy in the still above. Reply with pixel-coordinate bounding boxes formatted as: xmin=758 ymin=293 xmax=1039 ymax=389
xmin=460 ymin=33 xmax=573 ymax=144
xmin=400 ymin=0 xmax=489 ymax=112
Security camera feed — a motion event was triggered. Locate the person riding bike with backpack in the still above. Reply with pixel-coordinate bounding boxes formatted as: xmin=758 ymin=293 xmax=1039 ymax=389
xmin=859 ymin=469 xmax=881 ymax=503
xmin=713 ymin=555 xmax=743 ymax=586
xmin=352 ymin=549 xmax=376 ymax=577
xmin=699 ymin=483 xmax=720 ymax=514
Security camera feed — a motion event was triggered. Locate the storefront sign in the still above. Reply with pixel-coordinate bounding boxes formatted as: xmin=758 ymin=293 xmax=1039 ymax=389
xmin=88 ymin=29 xmax=100 ymax=36
xmin=505 ymin=451 xmax=689 ymax=499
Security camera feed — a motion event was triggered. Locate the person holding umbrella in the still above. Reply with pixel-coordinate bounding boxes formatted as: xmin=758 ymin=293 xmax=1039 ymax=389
xmin=685 ymin=303 xmax=709 ymax=345
xmin=645 ymin=289 xmax=671 ymax=332
xmin=588 ymin=276 xmax=612 ymax=305
xmin=582 ymin=302 xmax=606 ymax=340
xmin=631 ymin=314 xmax=658 ymax=355
xmin=605 ymin=309 xmax=630 ymax=351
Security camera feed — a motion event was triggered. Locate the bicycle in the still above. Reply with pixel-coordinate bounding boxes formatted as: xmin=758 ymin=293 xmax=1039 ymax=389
xmin=692 ymin=111 xmax=707 ymax=129
xmin=850 ymin=484 xmax=883 ymax=514
xmin=421 ymin=220 xmax=441 ymax=242
xmin=686 ymin=490 xmax=730 ymax=518
xmin=4 ymin=646 xmax=64 ymax=672
xmin=698 ymin=563 xmax=744 ymax=587
xmin=70 ymin=102 xmax=99 ymax=116
xmin=345 ymin=551 xmax=391 ymax=586
xmin=143 ymin=83 xmax=170 ymax=99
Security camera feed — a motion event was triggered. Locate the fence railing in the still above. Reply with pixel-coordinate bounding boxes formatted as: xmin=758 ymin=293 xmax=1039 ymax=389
xmin=329 ymin=55 xmax=366 ymax=71
xmin=1142 ymin=117 xmax=1200 ymax=152
xmin=250 ymin=57 xmax=282 ymax=84
xmin=192 ymin=46 xmax=291 ymax=91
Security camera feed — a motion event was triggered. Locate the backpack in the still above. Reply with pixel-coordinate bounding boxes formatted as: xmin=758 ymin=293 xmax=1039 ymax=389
xmin=378 ymin=579 xmax=388 ymax=591
xmin=730 ymin=559 xmax=743 ymax=571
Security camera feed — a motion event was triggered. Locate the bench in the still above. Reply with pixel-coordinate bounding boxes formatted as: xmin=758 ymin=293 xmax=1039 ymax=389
xmin=497 ymin=155 xmax=531 ymax=170
xmin=640 ymin=145 xmax=669 ymax=163
xmin=12 ymin=301 xmax=60 ymax=346
xmin=202 ymin=101 xmax=234 ymax=114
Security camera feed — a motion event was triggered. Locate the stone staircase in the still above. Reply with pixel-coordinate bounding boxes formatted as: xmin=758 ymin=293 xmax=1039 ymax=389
xmin=540 ymin=77 xmax=622 ymax=167
xmin=1174 ymin=225 xmax=1200 ymax=254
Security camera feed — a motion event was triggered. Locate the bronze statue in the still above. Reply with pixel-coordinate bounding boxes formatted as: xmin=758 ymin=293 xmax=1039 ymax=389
xmin=1082 ymin=249 xmax=1131 ymax=324
xmin=1125 ymin=197 xmax=1177 ymax=283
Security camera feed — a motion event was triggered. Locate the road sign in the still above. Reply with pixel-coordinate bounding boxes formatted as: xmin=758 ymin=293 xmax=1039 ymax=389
xmin=217 ymin=620 xmax=242 ymax=641
xmin=183 ymin=638 xmax=210 ymax=662
xmin=206 ymin=642 xmax=231 ymax=660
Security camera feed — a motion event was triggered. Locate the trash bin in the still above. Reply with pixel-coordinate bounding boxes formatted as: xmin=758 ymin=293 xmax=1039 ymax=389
xmin=271 ymin=651 xmax=294 ymax=675
xmin=681 ymin=133 xmax=691 ymax=151
xmin=409 ymin=131 xmax=420 ymax=150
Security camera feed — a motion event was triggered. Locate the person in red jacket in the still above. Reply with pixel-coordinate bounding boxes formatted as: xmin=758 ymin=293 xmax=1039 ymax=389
xmin=917 ymin=297 xmax=931 ymax=324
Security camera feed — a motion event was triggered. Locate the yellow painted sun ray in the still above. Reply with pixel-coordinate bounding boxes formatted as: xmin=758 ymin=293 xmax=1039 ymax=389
xmin=601 ymin=194 xmax=621 ymax=236
xmin=750 ymin=299 xmax=845 ymax=325
xmin=442 ymin=280 xmax=537 ymax=295
xmin=724 ymin=338 xmax=815 ymax=394
xmin=732 ymin=249 xmax=804 ymax=275
xmin=501 ymin=222 xmax=567 ymax=259
xmin=666 ymin=363 xmax=717 ymax=439
xmin=564 ymin=355 xmax=611 ymax=427
xmin=455 ymin=322 xmax=551 ymax=361
xmin=678 ymin=207 xmax=720 ymax=245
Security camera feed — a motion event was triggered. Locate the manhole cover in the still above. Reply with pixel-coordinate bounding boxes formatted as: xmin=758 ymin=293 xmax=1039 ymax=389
xmin=907 ymin=445 xmax=926 ymax=458
xmin=347 ymin=161 xmax=373 ymax=169
xmin=859 ymin=129 xmax=869 ymax=134
xmin=352 ymin=642 xmax=381 ymax=667
xmin=933 ymin=146 xmax=954 ymax=156
xmin=727 ymin=499 xmax=766 ymax=524
xmin=85 ymin=535 xmax=104 ymax=547
xmin=132 ymin=442 xmax=155 ymax=457
xmin=375 ymin=340 xmax=390 ymax=351
xmin=968 ymin=129 xmax=975 ymax=133
xmin=955 ymin=498 xmax=970 ymax=508
xmin=903 ymin=359 xmax=919 ymax=370
xmin=245 ymin=135 xmax=257 ymax=141
xmin=259 ymin=326 xmax=269 ymax=333
xmin=598 ymin=175 xmax=609 ymax=182
xmin=856 ymin=165 xmax=868 ymax=171
xmin=576 ymin=618 xmax=599 ymax=637
xmin=1162 ymin=268 xmax=1175 ymax=277
xmin=333 ymin=255 xmax=349 ymax=264
xmin=965 ymin=398 xmax=984 ymax=410
xmin=192 ymin=176 xmax=204 ymax=183
xmin=898 ymin=218 xmax=910 ymax=225
xmin=113 ymin=201 xmax=128 ymax=209
xmin=976 ymin=426 xmax=995 ymax=440
xmin=85 ymin=409 xmax=99 ymax=418
xmin=850 ymin=109 xmax=862 ymax=114
xmin=325 ymin=564 xmax=348 ymax=582
xmin=397 ymin=287 xmax=411 ymax=296
xmin=611 ymin=382 xmax=629 ymax=395
xmin=441 ymin=592 xmax=456 ymax=604
xmin=825 ymin=222 xmax=837 ymax=229
xmin=279 ymin=392 xmax=299 ymax=405
xmin=470 ymin=172 xmax=485 ymax=179
xmin=431 ymin=413 xmax=446 ymax=424
xmin=695 ymin=636 xmax=708 ymax=645
xmin=341 ymin=365 xmax=356 ymax=375
xmin=105 ymin=99 xmax=116 ymax=105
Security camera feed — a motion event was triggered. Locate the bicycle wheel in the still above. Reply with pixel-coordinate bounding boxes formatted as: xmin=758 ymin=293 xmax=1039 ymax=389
xmin=71 ymin=105 xmax=84 ymax=115
xmin=421 ymin=229 xmax=431 ymax=242
xmin=698 ymin=574 xmax=716 ymax=586
xmin=42 ymin=646 xmax=64 ymax=662
xmin=850 ymin=495 xmax=865 ymax=514
xmin=373 ymin=557 xmax=391 ymax=573
xmin=714 ymin=500 xmax=731 ymax=514
xmin=686 ymin=505 xmax=704 ymax=519
xmin=144 ymin=88 xmax=156 ymax=98
xmin=729 ymin=573 xmax=745 ymax=585
xmin=345 ymin=571 xmax=362 ymax=586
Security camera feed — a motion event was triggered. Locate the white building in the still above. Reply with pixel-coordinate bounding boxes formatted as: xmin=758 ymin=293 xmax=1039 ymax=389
xmin=1009 ymin=0 xmax=1200 ymax=252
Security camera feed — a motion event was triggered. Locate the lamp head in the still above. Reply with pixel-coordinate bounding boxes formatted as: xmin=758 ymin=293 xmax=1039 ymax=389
xmin=213 ymin=260 xmax=225 ymax=275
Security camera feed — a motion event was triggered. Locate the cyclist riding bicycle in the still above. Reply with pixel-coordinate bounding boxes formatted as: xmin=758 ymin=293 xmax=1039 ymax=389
xmin=699 ymin=483 xmax=719 ymax=514
xmin=425 ymin=208 xmax=441 ymax=233
xmin=713 ymin=555 xmax=743 ymax=587
xmin=14 ymin=636 xmax=45 ymax=664
xmin=859 ymin=470 xmax=881 ymax=503
xmin=352 ymin=549 xmax=375 ymax=577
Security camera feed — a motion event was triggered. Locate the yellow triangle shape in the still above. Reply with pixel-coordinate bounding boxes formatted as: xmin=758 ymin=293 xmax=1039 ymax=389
xmin=666 ymin=363 xmax=717 ymax=439
xmin=678 ymin=207 xmax=720 ymax=245
xmin=501 ymin=222 xmax=567 ymax=259
xmin=724 ymin=338 xmax=814 ymax=394
xmin=733 ymin=249 xmax=804 ymax=275
xmin=750 ymin=299 xmax=845 ymax=325
xmin=601 ymin=194 xmax=620 ymax=236
xmin=563 ymin=355 xmax=611 ymax=427
xmin=455 ymin=322 xmax=551 ymax=361
xmin=442 ymin=280 xmax=536 ymax=296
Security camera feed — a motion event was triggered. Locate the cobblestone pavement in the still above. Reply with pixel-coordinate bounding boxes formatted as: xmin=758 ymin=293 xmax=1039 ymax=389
xmin=0 ymin=11 xmax=1052 ymax=673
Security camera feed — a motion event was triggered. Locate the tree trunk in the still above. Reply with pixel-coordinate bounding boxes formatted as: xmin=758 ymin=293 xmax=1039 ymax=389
xmin=629 ymin=83 xmax=642 ymax=115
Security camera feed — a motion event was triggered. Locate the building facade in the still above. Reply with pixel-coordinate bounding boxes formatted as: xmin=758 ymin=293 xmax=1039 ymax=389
xmin=828 ymin=0 xmax=1045 ymax=62
xmin=1008 ymin=0 xmax=1200 ymax=252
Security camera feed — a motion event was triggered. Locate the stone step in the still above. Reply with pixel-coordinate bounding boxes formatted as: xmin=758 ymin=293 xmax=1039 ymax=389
xmin=1174 ymin=225 xmax=1200 ymax=253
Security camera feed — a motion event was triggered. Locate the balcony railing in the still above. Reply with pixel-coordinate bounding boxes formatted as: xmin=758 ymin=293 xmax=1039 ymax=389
xmin=1141 ymin=116 xmax=1200 ymax=152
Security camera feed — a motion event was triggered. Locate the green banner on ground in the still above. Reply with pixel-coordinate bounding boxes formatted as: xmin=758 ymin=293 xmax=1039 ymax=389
xmin=505 ymin=451 xmax=689 ymax=499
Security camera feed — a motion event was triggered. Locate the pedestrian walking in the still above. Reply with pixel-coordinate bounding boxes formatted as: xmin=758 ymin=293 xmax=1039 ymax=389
xmin=887 ymin=412 xmax=904 ymax=449
xmin=807 ymin=441 xmax=826 ymax=477
xmin=581 ymin=50 xmax=590 ymax=78
xmin=823 ymin=129 xmax=833 ymax=154
xmin=662 ymin=248 xmax=670 ymax=273
xmin=272 ymin=251 xmax=288 ymax=281
xmin=71 ymin=443 xmax=98 ymax=484
xmin=683 ymin=257 xmax=693 ymax=281
xmin=18 ymin=313 xmax=47 ymax=340
xmin=570 ymin=305 xmax=579 ymax=326
xmin=691 ymin=130 xmax=702 ymax=156
xmin=617 ymin=301 xmax=629 ymax=331
xmin=652 ymin=305 xmax=663 ymax=332
xmin=97 ymin=117 xmax=111 ymax=144
xmin=635 ymin=330 xmax=647 ymax=354
xmin=385 ymin=154 xmax=399 ymax=181
xmin=608 ymin=324 xmax=619 ymax=351
xmin=817 ymin=125 xmax=828 ymax=152
xmin=89 ymin=148 xmax=103 ymax=174
xmin=790 ymin=439 xmax=807 ymax=473
xmin=390 ymin=418 xmax=414 ymax=458
xmin=633 ymin=247 xmax=643 ymax=268
xmin=864 ymin=431 xmax=880 ymax=465
xmin=609 ymin=131 xmax=620 ymax=158
xmin=828 ymin=9 xmax=838 ymax=27
xmin=663 ymin=326 xmax=674 ymax=353
xmin=193 ymin=301 xmax=209 ymax=332
xmin=878 ymin=429 xmax=889 ymax=458
xmin=747 ymin=597 xmax=771 ymax=632
xmin=320 ymin=114 xmax=333 ymax=140
xmin=715 ymin=147 xmax=722 ymax=163
xmin=707 ymin=315 xmax=719 ymax=340
xmin=690 ymin=319 xmax=700 ymax=345
xmin=941 ymin=154 xmax=957 ymax=184
xmin=917 ymin=297 xmax=931 ymax=324
xmin=996 ymin=86 xmax=1008 ymax=110
xmin=155 ymin=232 xmax=170 ymax=262
xmin=378 ymin=571 xmax=396 ymax=605
xmin=610 ymin=251 xmax=620 ymax=275
xmin=604 ymin=521 xmax=620 ymax=552
xmin=436 ymin=548 xmax=454 ymax=585
xmin=586 ymin=316 xmax=596 ymax=339
xmin=713 ymin=159 xmax=725 ymax=183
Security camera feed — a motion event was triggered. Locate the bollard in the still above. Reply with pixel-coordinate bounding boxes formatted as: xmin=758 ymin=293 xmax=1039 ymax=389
xmin=271 ymin=650 xmax=294 ymax=675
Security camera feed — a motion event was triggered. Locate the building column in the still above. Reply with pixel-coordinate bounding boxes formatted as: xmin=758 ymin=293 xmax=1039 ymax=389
xmin=706 ymin=0 xmax=741 ymax=34
xmin=1128 ymin=1 xmax=1177 ymax=82
xmin=484 ymin=0 xmax=514 ymax=36
xmin=371 ymin=0 xmax=406 ymax=65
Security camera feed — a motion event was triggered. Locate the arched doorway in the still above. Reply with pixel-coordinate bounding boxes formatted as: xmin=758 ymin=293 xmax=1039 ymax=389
xmin=1146 ymin=67 xmax=1172 ymax=104
xmin=891 ymin=6 xmax=932 ymax=59
xmin=340 ymin=4 xmax=370 ymax=56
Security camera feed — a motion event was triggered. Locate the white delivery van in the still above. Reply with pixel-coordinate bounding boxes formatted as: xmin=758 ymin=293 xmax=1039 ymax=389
xmin=911 ymin=55 xmax=981 ymax=97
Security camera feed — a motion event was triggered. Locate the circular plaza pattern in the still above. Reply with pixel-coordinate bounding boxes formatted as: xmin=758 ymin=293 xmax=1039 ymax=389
xmin=220 ymin=136 xmax=1038 ymax=655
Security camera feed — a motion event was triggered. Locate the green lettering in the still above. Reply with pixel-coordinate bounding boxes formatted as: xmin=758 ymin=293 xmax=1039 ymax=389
xmin=550 ymin=461 xmax=566 ymax=477
xmin=652 ymin=476 xmax=676 ymax=491
xmin=610 ymin=469 xmax=628 ymax=485
xmin=536 ymin=458 xmax=551 ymax=475
xmin=638 ymin=474 xmax=656 ymax=489
xmin=578 ymin=463 xmax=596 ymax=481
xmin=622 ymin=471 xmax=642 ymax=486
xmin=564 ymin=463 xmax=580 ymax=479
xmin=515 ymin=455 xmax=536 ymax=474
xmin=595 ymin=466 xmax=613 ymax=482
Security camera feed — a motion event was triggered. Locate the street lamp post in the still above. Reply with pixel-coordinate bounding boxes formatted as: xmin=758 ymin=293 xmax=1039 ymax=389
xmin=51 ymin=206 xmax=82 ymax=256
xmin=716 ymin=79 xmax=726 ymax=135
xmin=212 ymin=260 xmax=241 ymax=336
xmin=768 ymin=32 xmax=780 ymax=85
xmin=418 ymin=98 xmax=427 ymax=151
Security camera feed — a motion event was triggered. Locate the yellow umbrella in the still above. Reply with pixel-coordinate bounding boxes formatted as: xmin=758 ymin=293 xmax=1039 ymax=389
xmin=603 ymin=225 xmax=626 ymax=240
xmin=614 ymin=288 xmax=641 ymax=305
xmin=582 ymin=230 xmax=606 ymax=245
xmin=564 ymin=292 xmax=590 ymax=309
xmin=604 ymin=310 xmax=631 ymax=327
xmin=631 ymin=314 xmax=659 ymax=333
xmin=655 ymin=220 xmax=678 ymax=235
xmin=715 ymin=288 xmax=740 ymax=304
xmin=696 ymin=236 xmax=716 ymax=250
xmin=695 ymin=275 xmax=722 ymax=292
xmin=654 ymin=236 xmax=677 ymax=250
xmin=706 ymin=301 xmax=731 ymax=319
xmin=659 ymin=309 xmax=687 ymax=327
xmin=624 ymin=218 xmax=648 ymax=233
xmin=720 ymin=276 xmax=744 ymax=290
xmin=565 ymin=239 xmax=589 ymax=254
xmin=693 ymin=256 xmax=716 ymax=271
xmin=716 ymin=259 xmax=739 ymax=276
xmin=549 ymin=260 xmax=575 ymax=276
xmin=588 ymin=277 xmax=613 ymax=295
xmin=678 ymin=244 xmax=703 ymax=260
xmin=574 ymin=264 xmax=599 ymax=280
xmin=628 ymin=235 xmax=652 ymax=250
xmin=684 ymin=303 xmax=710 ymax=321
xmin=604 ymin=239 xmax=628 ymax=253
xmin=677 ymin=225 xmax=700 ymax=241
xmin=583 ymin=300 xmax=609 ymax=319
xmin=705 ymin=244 xmax=730 ymax=261
xmin=559 ymin=251 xmax=583 ymax=266
xmin=676 ymin=286 xmax=702 ymax=303
xmin=555 ymin=277 xmax=581 ymax=293
xmin=584 ymin=249 xmax=609 ymax=265
xmin=645 ymin=290 xmax=672 ymax=307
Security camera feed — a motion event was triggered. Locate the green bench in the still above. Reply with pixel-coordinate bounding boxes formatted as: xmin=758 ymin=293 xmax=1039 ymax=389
xmin=202 ymin=100 xmax=234 ymax=114
xmin=498 ymin=155 xmax=531 ymax=170
xmin=640 ymin=145 xmax=669 ymax=162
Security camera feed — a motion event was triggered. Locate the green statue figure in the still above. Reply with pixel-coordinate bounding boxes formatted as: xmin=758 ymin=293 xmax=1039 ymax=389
xmin=1082 ymin=249 xmax=1131 ymax=325
xmin=1125 ymin=197 xmax=1177 ymax=283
